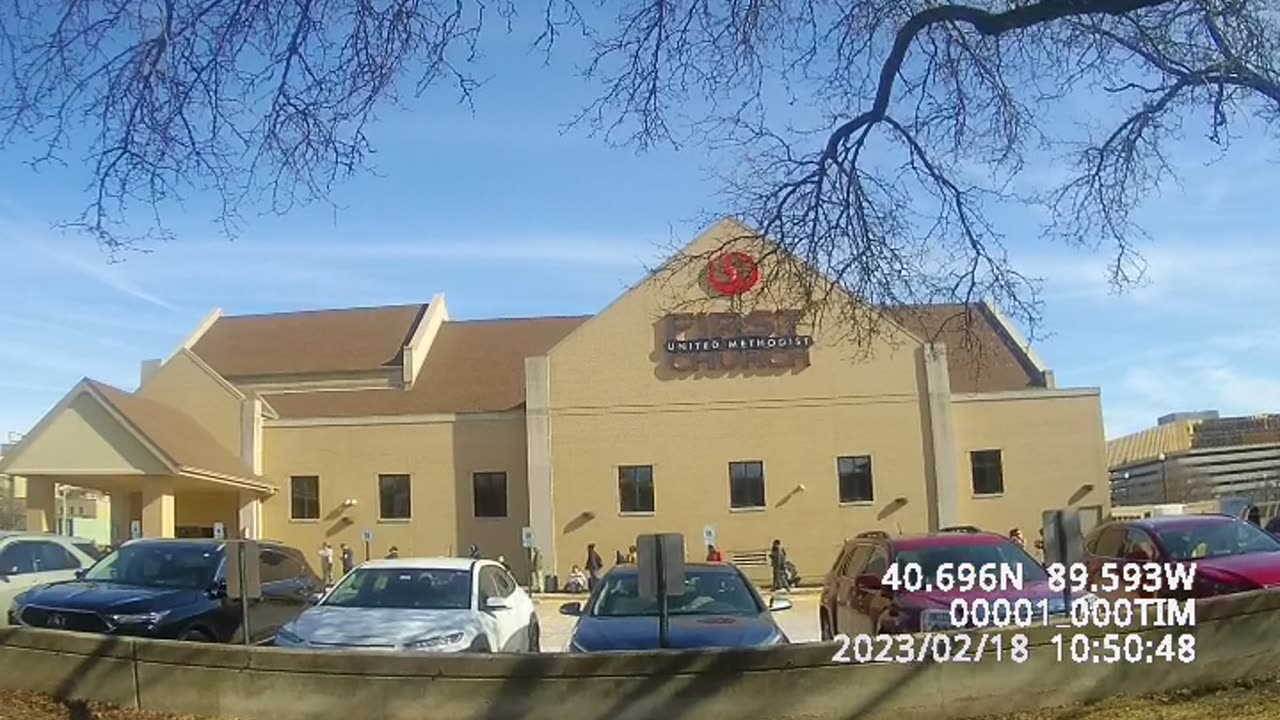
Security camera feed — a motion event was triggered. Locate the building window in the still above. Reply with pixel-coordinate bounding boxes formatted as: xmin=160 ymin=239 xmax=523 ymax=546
xmin=618 ymin=465 xmax=655 ymax=513
xmin=378 ymin=474 xmax=412 ymax=519
xmin=473 ymin=472 xmax=508 ymax=518
xmin=729 ymin=461 xmax=766 ymax=509
xmin=290 ymin=476 xmax=320 ymax=520
xmin=837 ymin=456 xmax=874 ymax=503
xmin=970 ymin=450 xmax=1005 ymax=495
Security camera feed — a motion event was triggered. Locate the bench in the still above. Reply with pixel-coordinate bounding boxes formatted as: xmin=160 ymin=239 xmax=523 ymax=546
xmin=729 ymin=549 xmax=772 ymax=584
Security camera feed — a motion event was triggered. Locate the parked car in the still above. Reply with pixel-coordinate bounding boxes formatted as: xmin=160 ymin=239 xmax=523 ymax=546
xmin=818 ymin=531 xmax=1079 ymax=638
xmin=1083 ymin=514 xmax=1280 ymax=598
xmin=0 ymin=532 xmax=101 ymax=626
xmin=274 ymin=558 xmax=538 ymax=652
xmin=9 ymin=538 xmax=321 ymax=643
xmin=561 ymin=562 xmax=792 ymax=652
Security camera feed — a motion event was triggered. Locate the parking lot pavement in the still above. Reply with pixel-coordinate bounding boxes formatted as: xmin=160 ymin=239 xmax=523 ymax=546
xmin=534 ymin=593 xmax=821 ymax=653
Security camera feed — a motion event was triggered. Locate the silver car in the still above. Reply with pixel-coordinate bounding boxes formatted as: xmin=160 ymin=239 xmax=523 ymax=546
xmin=274 ymin=557 xmax=539 ymax=653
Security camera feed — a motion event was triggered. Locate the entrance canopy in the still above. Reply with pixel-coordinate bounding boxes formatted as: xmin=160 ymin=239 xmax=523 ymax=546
xmin=0 ymin=378 xmax=273 ymax=538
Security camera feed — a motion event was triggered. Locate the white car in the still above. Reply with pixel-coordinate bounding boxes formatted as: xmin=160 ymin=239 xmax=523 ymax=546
xmin=274 ymin=557 xmax=539 ymax=652
xmin=0 ymin=532 xmax=101 ymax=625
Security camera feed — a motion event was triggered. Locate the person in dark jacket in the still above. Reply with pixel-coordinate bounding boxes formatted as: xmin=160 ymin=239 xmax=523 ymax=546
xmin=769 ymin=539 xmax=790 ymax=591
xmin=585 ymin=543 xmax=604 ymax=592
xmin=1265 ymin=516 xmax=1280 ymax=537
xmin=340 ymin=543 xmax=354 ymax=576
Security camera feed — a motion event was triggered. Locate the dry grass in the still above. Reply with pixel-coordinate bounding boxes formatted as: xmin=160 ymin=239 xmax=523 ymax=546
xmin=980 ymin=675 xmax=1280 ymax=719
xmin=0 ymin=691 xmax=223 ymax=720
xmin=3 ymin=676 xmax=1279 ymax=720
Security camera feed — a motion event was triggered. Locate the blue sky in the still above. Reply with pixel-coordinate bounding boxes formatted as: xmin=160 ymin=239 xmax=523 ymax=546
xmin=1 ymin=17 xmax=1279 ymax=443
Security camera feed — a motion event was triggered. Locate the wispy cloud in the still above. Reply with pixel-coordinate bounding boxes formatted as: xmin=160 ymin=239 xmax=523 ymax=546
xmin=0 ymin=219 xmax=178 ymax=311
xmin=1104 ymin=356 xmax=1280 ymax=438
xmin=1021 ymin=237 xmax=1280 ymax=307
xmin=33 ymin=243 xmax=177 ymax=310
xmin=172 ymin=234 xmax=667 ymax=268
xmin=0 ymin=379 xmax=74 ymax=393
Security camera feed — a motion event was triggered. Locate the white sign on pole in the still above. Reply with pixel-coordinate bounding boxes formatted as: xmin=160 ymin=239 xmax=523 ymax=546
xmin=129 ymin=520 xmax=142 ymax=540
xmin=702 ymin=525 xmax=716 ymax=546
xmin=521 ymin=527 xmax=535 ymax=549
xmin=362 ymin=529 xmax=373 ymax=543
xmin=212 ymin=522 xmax=226 ymax=540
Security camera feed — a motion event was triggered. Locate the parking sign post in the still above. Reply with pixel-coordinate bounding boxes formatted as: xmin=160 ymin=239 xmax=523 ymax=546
xmin=637 ymin=533 xmax=685 ymax=650
xmin=224 ymin=540 xmax=260 ymax=646
xmin=362 ymin=529 xmax=373 ymax=562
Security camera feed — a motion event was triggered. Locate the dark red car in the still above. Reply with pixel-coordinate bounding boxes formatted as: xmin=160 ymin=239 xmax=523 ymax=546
xmin=818 ymin=531 xmax=1068 ymax=638
xmin=1083 ymin=514 xmax=1280 ymax=598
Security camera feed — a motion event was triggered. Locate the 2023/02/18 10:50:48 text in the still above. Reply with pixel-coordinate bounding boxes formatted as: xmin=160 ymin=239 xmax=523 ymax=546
xmin=831 ymin=632 xmax=1031 ymax=664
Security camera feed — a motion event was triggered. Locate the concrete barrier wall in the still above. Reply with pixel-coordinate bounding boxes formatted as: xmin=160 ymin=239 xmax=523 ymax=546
xmin=4 ymin=590 xmax=1280 ymax=720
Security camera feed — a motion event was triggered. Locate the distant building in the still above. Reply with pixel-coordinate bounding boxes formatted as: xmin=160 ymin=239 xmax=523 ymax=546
xmin=1108 ymin=412 xmax=1280 ymax=504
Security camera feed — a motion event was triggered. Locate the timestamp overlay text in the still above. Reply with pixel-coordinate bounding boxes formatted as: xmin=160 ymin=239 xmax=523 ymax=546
xmin=831 ymin=561 xmax=1199 ymax=665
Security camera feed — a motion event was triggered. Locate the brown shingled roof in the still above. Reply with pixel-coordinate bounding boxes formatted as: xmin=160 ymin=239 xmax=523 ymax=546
xmin=885 ymin=304 xmax=1043 ymax=393
xmin=86 ymin=380 xmax=256 ymax=480
xmin=264 ymin=316 xmax=588 ymax=418
xmin=191 ymin=304 xmax=428 ymax=378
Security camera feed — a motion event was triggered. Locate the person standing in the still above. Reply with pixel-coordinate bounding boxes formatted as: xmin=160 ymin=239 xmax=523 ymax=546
xmin=626 ymin=545 xmax=638 ymax=564
xmin=468 ymin=544 xmax=481 ymax=560
xmin=340 ymin=543 xmax=354 ymax=576
xmin=769 ymin=539 xmax=790 ymax=591
xmin=318 ymin=542 xmax=334 ymax=586
xmin=706 ymin=544 xmax=723 ymax=562
xmin=585 ymin=543 xmax=604 ymax=592
xmin=530 ymin=547 xmax=544 ymax=593
xmin=386 ymin=546 xmax=400 ymax=559
xmin=1009 ymin=528 xmax=1026 ymax=549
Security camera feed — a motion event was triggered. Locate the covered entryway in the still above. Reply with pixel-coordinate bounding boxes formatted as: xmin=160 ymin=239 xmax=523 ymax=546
xmin=0 ymin=379 xmax=273 ymax=543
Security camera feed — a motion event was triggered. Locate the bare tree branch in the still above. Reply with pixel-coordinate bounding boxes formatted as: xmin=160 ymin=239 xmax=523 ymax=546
xmin=3 ymin=0 xmax=1280 ymax=361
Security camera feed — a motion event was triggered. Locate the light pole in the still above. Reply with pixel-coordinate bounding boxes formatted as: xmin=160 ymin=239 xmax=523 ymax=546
xmin=1158 ymin=453 xmax=1168 ymax=503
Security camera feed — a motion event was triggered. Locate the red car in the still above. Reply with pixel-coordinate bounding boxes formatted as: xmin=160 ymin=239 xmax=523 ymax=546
xmin=1082 ymin=514 xmax=1280 ymax=598
xmin=818 ymin=531 xmax=1071 ymax=638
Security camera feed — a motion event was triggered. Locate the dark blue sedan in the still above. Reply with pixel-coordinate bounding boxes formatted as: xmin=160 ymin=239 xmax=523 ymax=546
xmin=560 ymin=562 xmax=792 ymax=652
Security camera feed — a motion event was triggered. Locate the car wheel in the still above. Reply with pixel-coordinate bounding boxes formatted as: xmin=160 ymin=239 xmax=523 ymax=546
xmin=527 ymin=619 xmax=541 ymax=653
xmin=178 ymin=628 xmax=213 ymax=643
xmin=819 ymin=612 xmax=833 ymax=642
xmin=468 ymin=635 xmax=492 ymax=653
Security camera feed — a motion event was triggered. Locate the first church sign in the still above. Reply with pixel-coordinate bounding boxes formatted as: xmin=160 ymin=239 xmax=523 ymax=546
xmin=660 ymin=310 xmax=814 ymax=372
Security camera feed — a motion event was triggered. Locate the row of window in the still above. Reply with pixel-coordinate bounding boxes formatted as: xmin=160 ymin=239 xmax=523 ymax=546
xmin=288 ymin=450 xmax=1006 ymax=520
xmin=290 ymin=472 xmax=510 ymax=521
xmin=620 ymin=451 xmax=1003 ymax=512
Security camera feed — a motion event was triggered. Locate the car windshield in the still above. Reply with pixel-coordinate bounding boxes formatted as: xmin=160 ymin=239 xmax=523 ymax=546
xmin=322 ymin=568 xmax=472 ymax=610
xmin=893 ymin=541 xmax=1049 ymax=586
xmin=74 ymin=543 xmax=105 ymax=561
xmin=83 ymin=543 xmax=220 ymax=590
xmin=1156 ymin=521 xmax=1280 ymax=561
xmin=590 ymin=569 xmax=762 ymax=617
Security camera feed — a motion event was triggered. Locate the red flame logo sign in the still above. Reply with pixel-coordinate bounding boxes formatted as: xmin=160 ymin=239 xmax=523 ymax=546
xmin=706 ymin=251 xmax=761 ymax=296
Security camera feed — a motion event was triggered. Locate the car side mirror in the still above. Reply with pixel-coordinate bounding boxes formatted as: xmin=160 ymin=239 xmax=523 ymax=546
xmin=769 ymin=596 xmax=793 ymax=612
xmin=74 ymin=569 xmax=87 ymax=580
xmin=559 ymin=602 xmax=582 ymax=616
xmin=307 ymin=591 xmax=324 ymax=605
xmin=208 ymin=579 xmax=228 ymax=599
xmin=483 ymin=596 xmax=509 ymax=611
xmin=855 ymin=574 xmax=883 ymax=592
